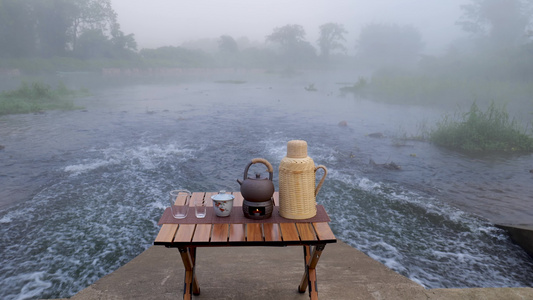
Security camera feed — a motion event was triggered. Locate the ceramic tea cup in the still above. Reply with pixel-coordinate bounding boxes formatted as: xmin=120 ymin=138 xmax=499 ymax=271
xmin=211 ymin=191 xmax=234 ymax=217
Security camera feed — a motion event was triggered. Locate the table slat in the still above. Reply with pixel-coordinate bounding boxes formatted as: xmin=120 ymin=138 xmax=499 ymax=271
xmin=174 ymin=224 xmax=196 ymax=243
xmin=174 ymin=193 xmax=189 ymax=206
xmin=211 ymin=223 xmax=229 ymax=242
xmin=229 ymin=224 xmax=246 ymax=242
xmin=192 ymin=224 xmax=212 ymax=243
xmin=279 ymin=223 xmax=300 ymax=241
xmin=313 ymin=222 xmax=336 ymax=241
xmin=263 ymin=223 xmax=281 ymax=242
xmin=191 ymin=192 xmax=206 ymax=206
xmin=154 ymin=224 xmax=178 ymax=244
xmin=204 ymin=192 xmax=216 ymax=207
xmin=232 ymin=192 xmax=244 ymax=206
xmin=247 ymin=223 xmax=263 ymax=242
xmin=296 ymin=223 xmax=317 ymax=241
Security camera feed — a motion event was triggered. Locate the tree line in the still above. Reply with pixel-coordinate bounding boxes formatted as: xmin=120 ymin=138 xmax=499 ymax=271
xmin=1 ymin=0 xmax=532 ymax=72
xmin=0 ymin=0 xmax=425 ymax=69
xmin=0 ymin=0 xmax=136 ymax=59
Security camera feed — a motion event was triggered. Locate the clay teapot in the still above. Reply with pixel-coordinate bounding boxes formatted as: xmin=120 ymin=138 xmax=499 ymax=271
xmin=237 ymin=158 xmax=275 ymax=202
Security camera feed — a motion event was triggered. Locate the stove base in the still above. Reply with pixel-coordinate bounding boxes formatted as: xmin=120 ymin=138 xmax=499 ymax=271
xmin=243 ymin=198 xmax=274 ymax=219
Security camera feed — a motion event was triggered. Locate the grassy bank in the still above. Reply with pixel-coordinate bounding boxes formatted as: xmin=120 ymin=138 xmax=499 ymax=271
xmin=0 ymin=57 xmax=144 ymax=74
xmin=341 ymin=69 xmax=533 ymax=109
xmin=429 ymin=102 xmax=533 ymax=153
xmin=0 ymin=82 xmax=86 ymax=116
xmin=341 ymin=48 xmax=533 ymax=111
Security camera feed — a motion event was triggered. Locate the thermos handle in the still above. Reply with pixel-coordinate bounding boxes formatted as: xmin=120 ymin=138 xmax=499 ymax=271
xmin=244 ymin=158 xmax=274 ymax=181
xmin=314 ymin=165 xmax=327 ymax=196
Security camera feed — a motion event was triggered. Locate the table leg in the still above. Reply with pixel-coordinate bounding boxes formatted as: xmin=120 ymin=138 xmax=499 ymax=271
xmin=178 ymin=247 xmax=200 ymax=299
xmin=299 ymin=244 xmax=326 ymax=300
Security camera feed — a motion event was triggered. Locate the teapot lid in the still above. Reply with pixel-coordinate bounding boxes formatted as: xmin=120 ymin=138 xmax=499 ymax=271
xmin=287 ymin=140 xmax=308 ymax=158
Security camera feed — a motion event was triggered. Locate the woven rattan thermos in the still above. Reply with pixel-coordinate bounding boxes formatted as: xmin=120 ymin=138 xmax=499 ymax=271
xmin=279 ymin=140 xmax=327 ymax=219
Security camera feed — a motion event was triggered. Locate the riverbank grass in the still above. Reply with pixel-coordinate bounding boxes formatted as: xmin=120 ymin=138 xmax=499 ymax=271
xmin=430 ymin=102 xmax=533 ymax=152
xmin=0 ymin=82 xmax=84 ymax=116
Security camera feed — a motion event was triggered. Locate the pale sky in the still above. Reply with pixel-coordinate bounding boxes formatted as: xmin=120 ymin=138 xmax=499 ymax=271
xmin=111 ymin=0 xmax=468 ymax=54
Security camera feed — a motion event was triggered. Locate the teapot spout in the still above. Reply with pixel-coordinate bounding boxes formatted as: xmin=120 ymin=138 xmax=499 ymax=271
xmin=237 ymin=179 xmax=243 ymax=185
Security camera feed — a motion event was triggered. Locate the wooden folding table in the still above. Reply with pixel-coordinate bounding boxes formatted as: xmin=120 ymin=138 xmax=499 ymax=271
xmin=154 ymin=191 xmax=337 ymax=300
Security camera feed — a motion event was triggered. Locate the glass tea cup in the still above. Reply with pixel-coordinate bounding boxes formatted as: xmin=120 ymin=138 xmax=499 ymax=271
xmin=169 ymin=189 xmax=191 ymax=219
xmin=194 ymin=196 xmax=207 ymax=218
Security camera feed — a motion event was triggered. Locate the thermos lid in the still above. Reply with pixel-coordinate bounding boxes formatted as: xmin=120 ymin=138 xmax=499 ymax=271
xmin=286 ymin=140 xmax=308 ymax=158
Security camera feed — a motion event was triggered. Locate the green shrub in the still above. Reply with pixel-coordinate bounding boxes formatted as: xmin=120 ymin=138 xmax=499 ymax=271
xmin=430 ymin=102 xmax=533 ymax=152
xmin=0 ymin=81 xmax=82 ymax=115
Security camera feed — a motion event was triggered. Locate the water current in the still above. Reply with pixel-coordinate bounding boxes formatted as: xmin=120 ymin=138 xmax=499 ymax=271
xmin=1 ymin=71 xmax=532 ymax=299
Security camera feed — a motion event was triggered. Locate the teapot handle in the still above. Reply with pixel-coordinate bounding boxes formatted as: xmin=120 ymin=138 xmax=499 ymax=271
xmin=243 ymin=158 xmax=274 ymax=181
xmin=314 ymin=165 xmax=328 ymax=196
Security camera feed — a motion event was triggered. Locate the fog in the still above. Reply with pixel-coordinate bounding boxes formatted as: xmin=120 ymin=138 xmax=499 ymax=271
xmin=112 ymin=0 xmax=468 ymax=54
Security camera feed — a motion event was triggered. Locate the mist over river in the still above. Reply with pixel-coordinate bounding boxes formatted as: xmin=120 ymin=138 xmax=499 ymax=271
xmin=1 ymin=71 xmax=533 ymax=299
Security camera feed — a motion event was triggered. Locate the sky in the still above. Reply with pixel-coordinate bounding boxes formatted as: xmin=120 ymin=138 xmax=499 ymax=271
xmin=111 ymin=0 xmax=469 ymax=54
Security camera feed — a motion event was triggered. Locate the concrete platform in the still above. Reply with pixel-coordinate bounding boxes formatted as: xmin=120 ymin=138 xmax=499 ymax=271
xmin=496 ymin=224 xmax=533 ymax=258
xmin=62 ymin=240 xmax=533 ymax=300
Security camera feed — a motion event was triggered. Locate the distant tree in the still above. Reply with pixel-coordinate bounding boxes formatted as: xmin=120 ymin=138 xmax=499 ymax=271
xmin=75 ymin=29 xmax=112 ymax=58
xmin=110 ymin=22 xmax=137 ymax=54
xmin=218 ymin=35 xmax=239 ymax=53
xmin=0 ymin=0 xmax=136 ymax=59
xmin=317 ymin=23 xmax=348 ymax=60
xmin=457 ymin=0 xmax=533 ymax=48
xmin=266 ymin=24 xmax=306 ymax=48
xmin=0 ymin=0 xmax=37 ymax=57
xmin=70 ymin=0 xmax=136 ymax=58
xmin=33 ymin=0 xmax=90 ymax=57
xmin=266 ymin=24 xmax=316 ymax=65
xmin=356 ymin=23 xmax=423 ymax=67
xmin=34 ymin=1 xmax=74 ymax=57
xmin=68 ymin=0 xmax=118 ymax=52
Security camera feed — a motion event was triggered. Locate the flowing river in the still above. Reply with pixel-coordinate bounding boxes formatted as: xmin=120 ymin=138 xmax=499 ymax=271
xmin=1 ymin=71 xmax=533 ymax=299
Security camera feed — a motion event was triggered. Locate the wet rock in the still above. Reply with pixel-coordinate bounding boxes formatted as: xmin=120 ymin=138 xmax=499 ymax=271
xmin=369 ymin=159 xmax=401 ymax=170
xmin=384 ymin=162 xmax=401 ymax=170
xmin=368 ymin=132 xmax=384 ymax=138
xmin=338 ymin=120 xmax=348 ymax=127
xmin=304 ymin=84 xmax=317 ymax=91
